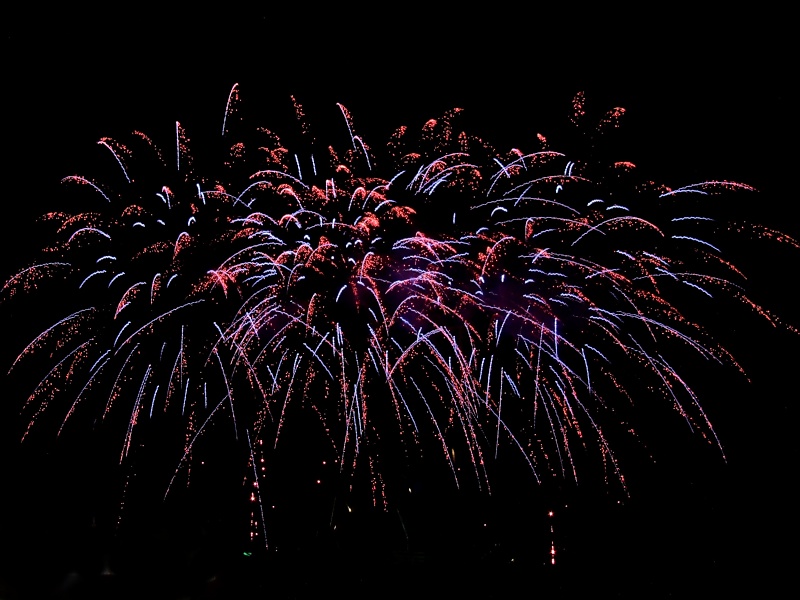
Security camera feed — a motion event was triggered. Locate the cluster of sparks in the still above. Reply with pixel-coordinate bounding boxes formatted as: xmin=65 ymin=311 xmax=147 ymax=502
xmin=3 ymin=85 xmax=796 ymax=547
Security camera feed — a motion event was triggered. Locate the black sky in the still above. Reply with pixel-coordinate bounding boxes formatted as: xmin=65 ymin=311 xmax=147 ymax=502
xmin=2 ymin=8 xmax=796 ymax=598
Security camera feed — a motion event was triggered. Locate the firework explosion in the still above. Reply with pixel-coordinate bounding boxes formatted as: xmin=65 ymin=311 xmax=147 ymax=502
xmin=3 ymin=84 xmax=796 ymax=547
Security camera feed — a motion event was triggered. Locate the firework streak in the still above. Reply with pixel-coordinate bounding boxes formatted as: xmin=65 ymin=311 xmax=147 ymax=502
xmin=4 ymin=85 xmax=796 ymax=545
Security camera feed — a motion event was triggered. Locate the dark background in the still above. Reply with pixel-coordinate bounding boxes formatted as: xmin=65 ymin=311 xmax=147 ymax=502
xmin=2 ymin=8 xmax=796 ymax=598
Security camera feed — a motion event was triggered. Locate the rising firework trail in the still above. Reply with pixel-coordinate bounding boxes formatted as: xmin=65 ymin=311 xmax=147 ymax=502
xmin=3 ymin=84 xmax=796 ymax=547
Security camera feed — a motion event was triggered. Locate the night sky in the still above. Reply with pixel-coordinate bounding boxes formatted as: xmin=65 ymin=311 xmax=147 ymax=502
xmin=2 ymin=9 xmax=796 ymax=599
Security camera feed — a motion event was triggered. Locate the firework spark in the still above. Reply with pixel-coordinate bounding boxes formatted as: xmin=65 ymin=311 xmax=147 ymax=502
xmin=3 ymin=84 xmax=796 ymax=547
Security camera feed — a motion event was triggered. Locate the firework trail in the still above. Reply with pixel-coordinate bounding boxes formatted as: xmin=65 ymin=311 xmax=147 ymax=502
xmin=3 ymin=85 xmax=796 ymax=546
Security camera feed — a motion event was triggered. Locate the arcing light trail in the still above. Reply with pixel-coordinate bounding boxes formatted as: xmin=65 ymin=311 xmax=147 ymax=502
xmin=3 ymin=84 xmax=796 ymax=547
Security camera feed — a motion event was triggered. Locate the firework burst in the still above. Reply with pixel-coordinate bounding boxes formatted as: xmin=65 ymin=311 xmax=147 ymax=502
xmin=3 ymin=84 xmax=797 ymax=547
